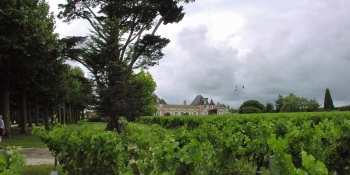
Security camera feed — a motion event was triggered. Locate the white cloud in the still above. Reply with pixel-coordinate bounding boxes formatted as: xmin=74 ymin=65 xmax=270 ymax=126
xmin=49 ymin=0 xmax=350 ymax=108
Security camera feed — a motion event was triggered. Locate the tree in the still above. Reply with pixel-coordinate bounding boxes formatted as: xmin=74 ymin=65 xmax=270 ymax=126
xmin=281 ymin=93 xmax=300 ymax=112
xmin=229 ymin=108 xmax=239 ymax=114
xmin=239 ymin=100 xmax=265 ymax=114
xmin=120 ymin=71 xmax=157 ymax=121
xmin=275 ymin=94 xmax=284 ymax=112
xmin=265 ymin=102 xmax=274 ymax=113
xmin=307 ymin=99 xmax=320 ymax=112
xmin=324 ymin=88 xmax=334 ymax=110
xmin=208 ymin=108 xmax=217 ymax=115
xmin=0 ymin=0 xmax=64 ymax=134
xmin=58 ymin=0 xmax=195 ymax=133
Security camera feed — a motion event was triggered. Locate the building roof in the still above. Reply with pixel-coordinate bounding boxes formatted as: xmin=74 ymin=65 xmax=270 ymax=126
xmin=210 ymin=99 xmax=215 ymax=105
xmin=164 ymin=104 xmax=197 ymax=108
xmin=190 ymin=95 xmax=204 ymax=105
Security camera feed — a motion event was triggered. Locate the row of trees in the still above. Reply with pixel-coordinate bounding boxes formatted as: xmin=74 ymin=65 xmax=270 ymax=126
xmin=0 ymin=0 xmax=95 ymax=135
xmin=238 ymin=88 xmax=335 ymax=114
xmin=1 ymin=0 xmax=195 ymax=134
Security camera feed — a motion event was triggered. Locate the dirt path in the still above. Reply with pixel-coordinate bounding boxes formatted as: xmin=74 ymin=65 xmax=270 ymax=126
xmin=18 ymin=148 xmax=56 ymax=165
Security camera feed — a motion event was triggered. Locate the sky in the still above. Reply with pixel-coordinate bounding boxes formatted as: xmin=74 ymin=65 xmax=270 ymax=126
xmin=48 ymin=0 xmax=350 ymax=109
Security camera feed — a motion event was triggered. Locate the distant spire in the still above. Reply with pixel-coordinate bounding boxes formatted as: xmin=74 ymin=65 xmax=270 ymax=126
xmin=210 ymin=99 xmax=215 ymax=105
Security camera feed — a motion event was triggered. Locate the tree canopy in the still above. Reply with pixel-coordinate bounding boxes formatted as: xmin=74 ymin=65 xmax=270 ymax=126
xmin=239 ymin=100 xmax=265 ymax=114
xmin=324 ymin=88 xmax=334 ymax=110
xmin=58 ymin=0 xmax=195 ymax=132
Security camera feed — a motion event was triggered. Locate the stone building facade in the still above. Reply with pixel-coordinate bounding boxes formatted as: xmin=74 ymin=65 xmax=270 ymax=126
xmin=155 ymin=95 xmax=230 ymax=116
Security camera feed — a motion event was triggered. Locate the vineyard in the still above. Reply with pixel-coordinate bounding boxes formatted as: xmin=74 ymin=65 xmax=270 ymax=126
xmin=33 ymin=112 xmax=350 ymax=174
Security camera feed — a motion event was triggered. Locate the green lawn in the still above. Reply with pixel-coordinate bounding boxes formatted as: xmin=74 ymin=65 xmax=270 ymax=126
xmin=65 ymin=121 xmax=107 ymax=131
xmin=20 ymin=164 xmax=66 ymax=175
xmin=1 ymin=125 xmax=47 ymax=148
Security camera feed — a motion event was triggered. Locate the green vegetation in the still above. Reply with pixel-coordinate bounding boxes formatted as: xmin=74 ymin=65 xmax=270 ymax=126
xmin=324 ymin=88 xmax=335 ymax=110
xmin=59 ymin=0 xmax=195 ymax=132
xmin=29 ymin=112 xmax=350 ymax=174
xmin=20 ymin=164 xmax=66 ymax=175
xmin=2 ymin=126 xmax=47 ymax=148
xmin=239 ymin=99 xmax=265 ymax=113
xmin=1 ymin=123 xmax=107 ymax=148
xmin=0 ymin=146 xmax=26 ymax=174
xmin=138 ymin=111 xmax=350 ymax=174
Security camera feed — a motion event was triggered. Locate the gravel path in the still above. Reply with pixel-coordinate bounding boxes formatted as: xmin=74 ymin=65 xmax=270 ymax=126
xmin=18 ymin=148 xmax=56 ymax=165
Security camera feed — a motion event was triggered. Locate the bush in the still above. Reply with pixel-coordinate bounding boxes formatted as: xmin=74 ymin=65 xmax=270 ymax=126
xmin=339 ymin=105 xmax=350 ymax=111
xmin=241 ymin=106 xmax=262 ymax=114
xmin=239 ymin=99 xmax=265 ymax=114
xmin=0 ymin=146 xmax=26 ymax=174
xmin=88 ymin=117 xmax=101 ymax=122
xmin=21 ymin=164 xmax=66 ymax=175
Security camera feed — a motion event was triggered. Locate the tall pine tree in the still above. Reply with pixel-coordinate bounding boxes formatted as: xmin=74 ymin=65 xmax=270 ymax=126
xmin=324 ymin=88 xmax=334 ymax=110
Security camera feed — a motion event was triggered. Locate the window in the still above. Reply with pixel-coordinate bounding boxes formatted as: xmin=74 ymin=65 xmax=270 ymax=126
xmin=204 ymin=105 xmax=207 ymax=109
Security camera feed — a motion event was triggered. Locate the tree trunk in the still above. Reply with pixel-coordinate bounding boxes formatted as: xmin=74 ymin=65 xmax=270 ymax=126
xmin=58 ymin=105 xmax=61 ymax=124
xmin=105 ymin=115 xmax=121 ymax=133
xmin=68 ymin=103 xmax=72 ymax=123
xmin=27 ymin=101 xmax=33 ymax=127
xmin=34 ymin=97 xmax=40 ymax=126
xmin=62 ymin=103 xmax=66 ymax=124
xmin=255 ymin=154 xmax=264 ymax=175
xmin=0 ymin=75 xmax=11 ymax=136
xmin=20 ymin=89 xmax=27 ymax=133
xmin=44 ymin=105 xmax=50 ymax=130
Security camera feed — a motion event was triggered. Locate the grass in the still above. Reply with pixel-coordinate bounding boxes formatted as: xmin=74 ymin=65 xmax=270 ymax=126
xmin=1 ymin=125 xmax=47 ymax=148
xmin=20 ymin=164 xmax=67 ymax=175
xmin=65 ymin=121 xmax=107 ymax=131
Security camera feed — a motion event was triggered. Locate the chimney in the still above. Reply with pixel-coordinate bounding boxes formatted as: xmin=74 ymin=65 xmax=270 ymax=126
xmin=183 ymin=100 xmax=186 ymax=105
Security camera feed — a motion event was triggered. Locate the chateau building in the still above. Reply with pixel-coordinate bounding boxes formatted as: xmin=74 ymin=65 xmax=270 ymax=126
xmin=155 ymin=95 xmax=230 ymax=116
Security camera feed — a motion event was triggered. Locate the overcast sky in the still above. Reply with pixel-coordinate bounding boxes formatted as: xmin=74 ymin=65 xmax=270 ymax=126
xmin=48 ymin=0 xmax=350 ymax=108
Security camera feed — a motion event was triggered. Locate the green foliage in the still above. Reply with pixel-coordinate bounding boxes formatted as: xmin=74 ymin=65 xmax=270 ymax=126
xmin=20 ymin=164 xmax=66 ymax=175
xmin=339 ymin=105 xmax=350 ymax=111
xmin=279 ymin=93 xmax=320 ymax=112
xmin=239 ymin=99 xmax=265 ymax=114
xmin=58 ymin=0 xmax=195 ymax=132
xmin=64 ymin=66 xmax=93 ymax=109
xmin=0 ymin=146 xmax=26 ymax=175
xmin=281 ymin=93 xmax=301 ymax=112
xmin=324 ymin=88 xmax=334 ymax=110
xmin=30 ymin=111 xmax=350 ymax=174
xmin=208 ymin=109 xmax=217 ymax=115
xmin=140 ymin=112 xmax=350 ymax=174
xmin=229 ymin=108 xmax=239 ymax=113
xmin=307 ymin=99 xmax=320 ymax=112
xmin=265 ymin=102 xmax=274 ymax=113
xmin=164 ymin=112 xmax=171 ymax=116
xmin=275 ymin=94 xmax=284 ymax=112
